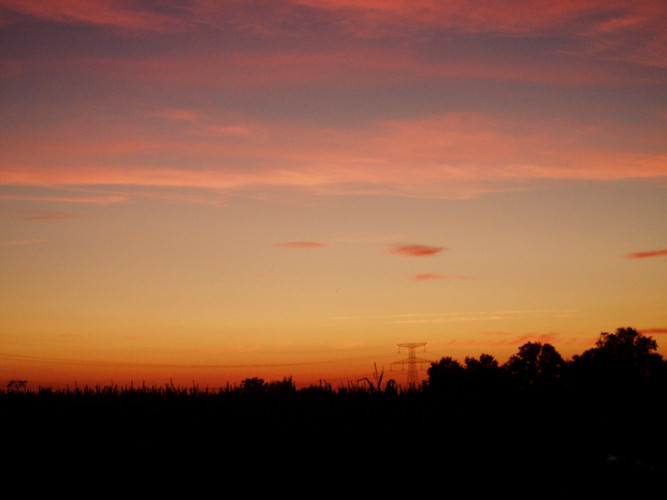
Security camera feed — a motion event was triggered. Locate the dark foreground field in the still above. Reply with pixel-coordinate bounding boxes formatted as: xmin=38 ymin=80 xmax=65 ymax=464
xmin=2 ymin=380 xmax=664 ymax=496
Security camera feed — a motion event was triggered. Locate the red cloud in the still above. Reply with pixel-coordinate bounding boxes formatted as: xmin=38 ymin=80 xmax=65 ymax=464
xmin=0 ymin=0 xmax=184 ymax=31
xmin=272 ymin=241 xmax=328 ymax=249
xmin=388 ymin=244 xmax=447 ymax=257
xmin=3 ymin=108 xmax=666 ymax=202
xmin=639 ymin=328 xmax=667 ymax=335
xmin=413 ymin=274 xmax=472 ymax=281
xmin=623 ymin=249 xmax=667 ymax=259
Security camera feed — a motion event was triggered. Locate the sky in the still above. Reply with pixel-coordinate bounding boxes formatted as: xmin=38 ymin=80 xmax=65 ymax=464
xmin=1 ymin=0 xmax=666 ymax=389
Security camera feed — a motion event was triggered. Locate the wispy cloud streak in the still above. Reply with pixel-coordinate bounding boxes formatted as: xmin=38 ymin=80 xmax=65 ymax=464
xmin=388 ymin=244 xmax=448 ymax=257
xmin=639 ymin=328 xmax=667 ymax=335
xmin=2 ymin=108 xmax=664 ymax=202
xmin=0 ymin=0 xmax=186 ymax=31
xmin=622 ymin=249 xmax=667 ymax=259
xmin=4 ymin=0 xmax=663 ymax=71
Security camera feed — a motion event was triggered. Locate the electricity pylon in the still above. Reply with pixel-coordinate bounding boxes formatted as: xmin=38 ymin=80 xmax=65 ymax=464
xmin=391 ymin=343 xmax=428 ymax=388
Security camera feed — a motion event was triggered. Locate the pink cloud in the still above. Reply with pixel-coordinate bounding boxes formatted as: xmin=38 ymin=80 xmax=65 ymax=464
xmin=295 ymin=1 xmax=667 ymax=68
xmin=0 ymin=0 xmax=184 ymax=31
xmin=2 ymin=1 xmax=664 ymax=75
xmin=1 ymin=2 xmax=665 ymax=205
xmin=18 ymin=41 xmax=659 ymax=94
xmin=272 ymin=242 xmax=328 ymax=249
xmin=5 ymin=1 xmax=663 ymax=42
xmin=639 ymin=328 xmax=667 ymax=335
xmin=4 ymin=108 xmax=664 ymax=203
xmin=413 ymin=274 xmax=446 ymax=281
xmin=622 ymin=249 xmax=667 ymax=259
xmin=296 ymin=1 xmax=662 ymax=33
xmin=388 ymin=244 xmax=448 ymax=257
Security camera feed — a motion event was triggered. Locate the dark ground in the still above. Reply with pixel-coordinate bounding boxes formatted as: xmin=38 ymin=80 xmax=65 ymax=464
xmin=2 ymin=385 xmax=664 ymax=496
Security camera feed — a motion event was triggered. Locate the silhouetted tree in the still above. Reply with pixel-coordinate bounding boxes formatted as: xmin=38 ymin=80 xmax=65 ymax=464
xmin=566 ymin=328 xmax=666 ymax=469
xmin=504 ymin=342 xmax=565 ymax=391
xmin=465 ymin=353 xmax=499 ymax=371
xmin=268 ymin=376 xmax=296 ymax=393
xmin=427 ymin=356 xmax=464 ymax=398
xmin=570 ymin=327 xmax=663 ymax=394
xmin=463 ymin=353 xmax=503 ymax=397
xmin=239 ymin=377 xmax=266 ymax=394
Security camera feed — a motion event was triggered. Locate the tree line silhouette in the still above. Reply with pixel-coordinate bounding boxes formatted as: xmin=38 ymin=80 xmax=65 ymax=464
xmin=2 ymin=327 xmax=665 ymax=494
xmin=428 ymin=326 xmax=665 ymax=398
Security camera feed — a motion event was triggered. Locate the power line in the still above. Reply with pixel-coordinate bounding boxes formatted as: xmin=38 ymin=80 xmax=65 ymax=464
xmin=0 ymin=350 xmax=396 ymax=370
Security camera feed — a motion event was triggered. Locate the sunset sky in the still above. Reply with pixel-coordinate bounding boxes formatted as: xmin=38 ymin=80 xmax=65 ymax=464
xmin=1 ymin=0 xmax=665 ymax=389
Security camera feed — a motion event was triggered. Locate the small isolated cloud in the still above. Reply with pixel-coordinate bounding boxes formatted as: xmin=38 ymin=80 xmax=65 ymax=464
xmin=388 ymin=244 xmax=448 ymax=257
xmin=412 ymin=273 xmax=472 ymax=281
xmin=272 ymin=241 xmax=328 ymax=249
xmin=622 ymin=249 xmax=667 ymax=259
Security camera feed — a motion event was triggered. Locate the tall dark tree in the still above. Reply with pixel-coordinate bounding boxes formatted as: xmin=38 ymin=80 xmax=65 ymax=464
xmin=504 ymin=342 xmax=565 ymax=390
xmin=464 ymin=353 xmax=499 ymax=372
xmin=571 ymin=327 xmax=663 ymax=392
xmin=427 ymin=356 xmax=464 ymax=397
xmin=463 ymin=353 xmax=503 ymax=400
xmin=568 ymin=328 xmax=666 ymax=469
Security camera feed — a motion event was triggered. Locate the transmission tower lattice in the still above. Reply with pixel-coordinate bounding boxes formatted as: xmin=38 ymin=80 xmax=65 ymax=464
xmin=391 ymin=343 xmax=428 ymax=387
